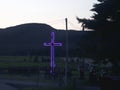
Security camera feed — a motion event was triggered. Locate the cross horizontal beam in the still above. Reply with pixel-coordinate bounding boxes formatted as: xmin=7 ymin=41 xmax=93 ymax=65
xmin=43 ymin=32 xmax=62 ymax=74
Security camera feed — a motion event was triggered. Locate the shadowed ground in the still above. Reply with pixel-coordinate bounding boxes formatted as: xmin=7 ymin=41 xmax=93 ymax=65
xmin=0 ymin=82 xmax=17 ymax=90
xmin=0 ymin=78 xmax=101 ymax=90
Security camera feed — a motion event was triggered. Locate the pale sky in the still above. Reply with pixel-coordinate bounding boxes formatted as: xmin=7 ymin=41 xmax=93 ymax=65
xmin=0 ymin=0 xmax=98 ymax=30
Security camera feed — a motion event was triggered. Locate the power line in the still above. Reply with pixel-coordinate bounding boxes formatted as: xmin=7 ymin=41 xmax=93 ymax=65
xmin=44 ymin=18 xmax=82 ymax=30
xmin=68 ymin=21 xmax=81 ymax=30
xmin=46 ymin=18 xmax=65 ymax=25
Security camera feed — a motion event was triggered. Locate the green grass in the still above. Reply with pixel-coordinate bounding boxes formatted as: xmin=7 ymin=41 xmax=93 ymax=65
xmin=0 ymin=74 xmax=36 ymax=81
xmin=0 ymin=56 xmax=78 ymax=70
xmin=0 ymin=56 xmax=100 ymax=90
xmin=0 ymin=62 xmax=49 ymax=67
xmin=0 ymin=56 xmax=81 ymax=83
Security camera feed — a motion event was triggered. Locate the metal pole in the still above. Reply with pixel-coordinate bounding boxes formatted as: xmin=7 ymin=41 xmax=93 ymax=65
xmin=65 ymin=18 xmax=68 ymax=86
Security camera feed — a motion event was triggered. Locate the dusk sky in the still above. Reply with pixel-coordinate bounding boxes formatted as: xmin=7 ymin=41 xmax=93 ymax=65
xmin=0 ymin=0 xmax=98 ymax=30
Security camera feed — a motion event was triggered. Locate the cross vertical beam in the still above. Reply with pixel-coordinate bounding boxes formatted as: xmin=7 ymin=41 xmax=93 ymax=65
xmin=43 ymin=32 xmax=62 ymax=74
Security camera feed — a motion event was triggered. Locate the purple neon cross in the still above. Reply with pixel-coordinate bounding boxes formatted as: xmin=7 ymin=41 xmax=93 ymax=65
xmin=43 ymin=32 xmax=62 ymax=74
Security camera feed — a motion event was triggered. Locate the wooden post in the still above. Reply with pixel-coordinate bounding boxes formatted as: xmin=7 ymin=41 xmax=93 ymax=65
xmin=65 ymin=18 xmax=68 ymax=86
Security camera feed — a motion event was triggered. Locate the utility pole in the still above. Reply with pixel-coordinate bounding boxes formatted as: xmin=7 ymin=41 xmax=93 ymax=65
xmin=81 ymin=24 xmax=85 ymax=79
xmin=65 ymin=18 xmax=68 ymax=86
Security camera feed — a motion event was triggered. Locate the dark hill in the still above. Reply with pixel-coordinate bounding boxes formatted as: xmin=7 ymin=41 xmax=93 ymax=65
xmin=0 ymin=23 xmax=119 ymax=59
xmin=5 ymin=23 xmax=55 ymax=31
xmin=0 ymin=23 xmax=93 ymax=56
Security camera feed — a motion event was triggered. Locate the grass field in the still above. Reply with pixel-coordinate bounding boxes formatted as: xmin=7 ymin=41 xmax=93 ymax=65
xmin=0 ymin=56 xmax=96 ymax=90
xmin=0 ymin=56 xmax=80 ymax=79
xmin=0 ymin=56 xmax=79 ymax=70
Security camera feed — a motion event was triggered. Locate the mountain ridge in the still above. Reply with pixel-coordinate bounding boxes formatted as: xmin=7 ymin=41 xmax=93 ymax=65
xmin=0 ymin=23 xmax=119 ymax=58
xmin=0 ymin=23 xmax=96 ymax=56
xmin=0 ymin=23 xmax=89 ymax=56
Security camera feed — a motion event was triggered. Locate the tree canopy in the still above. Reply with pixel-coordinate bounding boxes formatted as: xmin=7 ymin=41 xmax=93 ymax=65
xmin=76 ymin=0 xmax=120 ymax=75
xmin=76 ymin=0 xmax=120 ymax=65
xmin=77 ymin=0 xmax=120 ymax=32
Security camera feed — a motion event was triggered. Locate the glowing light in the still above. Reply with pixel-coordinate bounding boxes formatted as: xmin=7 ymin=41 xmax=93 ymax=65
xmin=43 ymin=32 xmax=62 ymax=74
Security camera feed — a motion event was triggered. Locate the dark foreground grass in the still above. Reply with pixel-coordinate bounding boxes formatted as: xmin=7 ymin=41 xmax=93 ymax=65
xmin=19 ymin=77 xmax=94 ymax=90
xmin=21 ymin=86 xmax=74 ymax=90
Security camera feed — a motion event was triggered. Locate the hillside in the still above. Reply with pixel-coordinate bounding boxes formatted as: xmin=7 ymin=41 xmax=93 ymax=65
xmin=0 ymin=23 xmax=94 ymax=56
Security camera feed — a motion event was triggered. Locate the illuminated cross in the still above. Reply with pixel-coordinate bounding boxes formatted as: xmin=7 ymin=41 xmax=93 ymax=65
xmin=43 ymin=32 xmax=62 ymax=74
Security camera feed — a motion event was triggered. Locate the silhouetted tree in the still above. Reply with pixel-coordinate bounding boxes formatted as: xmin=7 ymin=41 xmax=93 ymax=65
xmin=77 ymin=0 xmax=120 ymax=75
xmin=77 ymin=0 xmax=120 ymax=32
